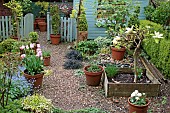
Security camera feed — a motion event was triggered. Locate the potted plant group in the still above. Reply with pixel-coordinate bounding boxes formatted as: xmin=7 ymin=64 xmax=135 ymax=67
xmin=83 ymin=64 xmax=104 ymax=86
xmin=35 ymin=1 xmax=49 ymax=31
xmin=50 ymin=4 xmax=61 ymax=45
xmin=42 ymin=50 xmax=51 ymax=66
xmin=128 ymin=90 xmax=150 ymax=113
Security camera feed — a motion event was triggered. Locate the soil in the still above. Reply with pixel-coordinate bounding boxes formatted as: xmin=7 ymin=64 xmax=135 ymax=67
xmin=37 ymin=31 xmax=170 ymax=113
xmin=108 ymin=73 xmax=151 ymax=83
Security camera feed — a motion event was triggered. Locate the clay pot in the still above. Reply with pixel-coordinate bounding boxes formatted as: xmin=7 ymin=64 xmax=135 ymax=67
xmin=43 ymin=56 xmax=50 ymax=66
xmin=84 ymin=65 xmax=104 ymax=86
xmin=11 ymin=36 xmax=18 ymax=41
xmin=24 ymin=72 xmax=44 ymax=88
xmin=50 ymin=34 xmax=61 ymax=45
xmin=38 ymin=22 xmax=47 ymax=32
xmin=34 ymin=22 xmax=37 ymax=30
xmin=111 ymin=46 xmax=126 ymax=60
xmin=35 ymin=18 xmax=45 ymax=23
xmin=78 ymin=31 xmax=88 ymax=42
xmin=128 ymin=97 xmax=150 ymax=113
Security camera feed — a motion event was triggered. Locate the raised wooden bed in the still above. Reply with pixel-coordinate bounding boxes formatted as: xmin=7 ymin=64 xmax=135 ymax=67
xmin=103 ymin=57 xmax=161 ymax=97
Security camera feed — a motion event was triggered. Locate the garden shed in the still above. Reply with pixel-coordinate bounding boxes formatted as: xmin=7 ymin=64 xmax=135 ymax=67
xmin=73 ymin=0 xmax=149 ymax=39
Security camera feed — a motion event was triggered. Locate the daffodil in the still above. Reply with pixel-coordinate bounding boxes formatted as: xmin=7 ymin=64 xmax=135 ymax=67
xmin=152 ymin=31 xmax=164 ymax=43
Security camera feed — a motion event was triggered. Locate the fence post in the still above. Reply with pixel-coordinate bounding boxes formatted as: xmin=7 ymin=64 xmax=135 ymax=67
xmin=47 ymin=12 xmax=50 ymax=41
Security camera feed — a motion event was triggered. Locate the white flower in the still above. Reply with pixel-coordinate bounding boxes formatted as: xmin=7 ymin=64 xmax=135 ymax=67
xmin=152 ymin=31 xmax=164 ymax=39
xmin=26 ymin=45 xmax=29 ymax=49
xmin=131 ymin=90 xmax=139 ymax=97
xmin=137 ymin=93 xmax=142 ymax=97
xmin=115 ymin=36 xmax=121 ymax=40
xmin=145 ymin=26 xmax=150 ymax=29
xmin=142 ymin=93 xmax=145 ymax=96
xmin=40 ymin=56 xmax=43 ymax=60
xmin=112 ymin=39 xmax=118 ymax=45
xmin=135 ymin=97 xmax=140 ymax=100
xmin=125 ymin=26 xmax=134 ymax=34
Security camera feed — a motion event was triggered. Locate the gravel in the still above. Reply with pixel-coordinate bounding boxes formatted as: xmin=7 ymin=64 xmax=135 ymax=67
xmin=37 ymin=31 xmax=170 ymax=113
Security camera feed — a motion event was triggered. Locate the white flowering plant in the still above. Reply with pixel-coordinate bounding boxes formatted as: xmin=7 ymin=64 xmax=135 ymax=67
xmin=130 ymin=90 xmax=147 ymax=106
xmin=112 ymin=35 xmax=126 ymax=49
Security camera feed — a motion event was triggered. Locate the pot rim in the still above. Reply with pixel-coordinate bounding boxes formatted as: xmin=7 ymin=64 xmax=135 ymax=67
xmin=128 ymin=97 xmax=150 ymax=107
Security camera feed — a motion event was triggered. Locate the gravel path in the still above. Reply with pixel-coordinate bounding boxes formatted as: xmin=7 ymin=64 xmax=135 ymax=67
xmin=37 ymin=32 xmax=170 ymax=113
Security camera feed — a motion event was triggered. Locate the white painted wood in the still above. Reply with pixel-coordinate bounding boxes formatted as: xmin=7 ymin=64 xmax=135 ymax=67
xmin=47 ymin=12 xmax=50 ymax=40
xmin=24 ymin=13 xmax=34 ymax=38
xmin=5 ymin=16 xmax=8 ymax=38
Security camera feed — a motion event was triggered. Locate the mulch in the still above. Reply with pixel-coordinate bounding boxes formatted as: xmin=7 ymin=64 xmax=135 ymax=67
xmin=37 ymin=31 xmax=170 ymax=113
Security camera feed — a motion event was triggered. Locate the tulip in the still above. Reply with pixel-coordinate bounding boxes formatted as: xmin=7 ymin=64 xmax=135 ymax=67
xmin=21 ymin=54 xmax=26 ymax=59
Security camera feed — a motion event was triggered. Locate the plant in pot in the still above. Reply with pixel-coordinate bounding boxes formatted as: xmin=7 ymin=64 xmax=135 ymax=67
xmin=83 ymin=63 xmax=104 ymax=86
xmin=3 ymin=0 xmax=23 ymax=40
xmin=42 ymin=50 xmax=51 ymax=66
xmin=111 ymin=34 xmax=127 ymax=61
xmin=22 ymin=93 xmax=53 ymax=113
xmin=21 ymin=49 xmax=44 ymax=88
xmin=35 ymin=1 xmax=49 ymax=31
xmin=128 ymin=90 xmax=150 ymax=113
xmin=28 ymin=32 xmax=39 ymax=51
xmin=50 ymin=4 xmax=61 ymax=45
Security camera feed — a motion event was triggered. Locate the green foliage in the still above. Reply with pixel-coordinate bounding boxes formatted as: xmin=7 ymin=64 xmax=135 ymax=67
xmin=22 ymin=55 xmax=44 ymax=75
xmin=94 ymin=36 xmax=112 ymax=48
xmin=77 ymin=40 xmax=98 ymax=56
xmin=74 ymin=69 xmax=84 ymax=77
xmin=35 ymin=1 xmax=49 ymax=17
xmin=128 ymin=5 xmax=140 ymax=28
xmin=105 ymin=65 xmax=118 ymax=78
xmin=18 ymin=0 xmax=32 ymax=15
xmin=144 ymin=1 xmax=170 ymax=25
xmin=50 ymin=4 xmax=60 ymax=34
xmin=0 ymin=99 xmax=29 ymax=113
xmin=87 ymin=64 xmax=102 ymax=72
xmin=0 ymin=38 xmax=17 ymax=53
xmin=142 ymin=38 xmax=170 ymax=78
xmin=42 ymin=50 xmax=51 ymax=57
xmin=22 ymin=94 xmax=53 ymax=113
xmin=78 ymin=14 xmax=88 ymax=31
xmin=29 ymin=32 xmax=39 ymax=43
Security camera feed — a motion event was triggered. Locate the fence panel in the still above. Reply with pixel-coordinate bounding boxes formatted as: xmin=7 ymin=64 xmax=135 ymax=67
xmin=0 ymin=14 xmax=34 ymax=41
xmin=47 ymin=12 xmax=75 ymax=42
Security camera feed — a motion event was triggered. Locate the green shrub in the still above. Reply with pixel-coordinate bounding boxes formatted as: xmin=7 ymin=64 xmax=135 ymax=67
xmin=77 ymin=40 xmax=98 ymax=56
xmin=0 ymin=38 xmax=17 ymax=53
xmin=0 ymin=99 xmax=28 ymax=113
xmin=142 ymin=38 xmax=170 ymax=78
xmin=105 ymin=65 xmax=118 ymax=78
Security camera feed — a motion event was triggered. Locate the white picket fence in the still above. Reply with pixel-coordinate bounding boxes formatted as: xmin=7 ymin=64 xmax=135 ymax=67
xmin=0 ymin=13 xmax=34 ymax=41
xmin=47 ymin=12 xmax=76 ymax=42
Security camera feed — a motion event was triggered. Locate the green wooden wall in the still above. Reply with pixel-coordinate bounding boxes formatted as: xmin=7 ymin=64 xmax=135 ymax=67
xmin=73 ymin=0 xmax=149 ymax=39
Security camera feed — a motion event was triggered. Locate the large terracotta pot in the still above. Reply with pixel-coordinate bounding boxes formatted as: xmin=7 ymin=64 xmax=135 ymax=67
xmin=128 ymin=97 xmax=150 ymax=113
xmin=24 ymin=72 xmax=44 ymax=88
xmin=78 ymin=31 xmax=88 ymax=42
xmin=50 ymin=34 xmax=61 ymax=45
xmin=111 ymin=46 xmax=126 ymax=60
xmin=43 ymin=56 xmax=50 ymax=66
xmin=38 ymin=22 xmax=47 ymax=32
xmin=83 ymin=65 xmax=104 ymax=86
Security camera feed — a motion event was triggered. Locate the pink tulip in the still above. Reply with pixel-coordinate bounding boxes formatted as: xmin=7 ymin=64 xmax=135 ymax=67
xmin=37 ymin=44 xmax=41 ymax=48
xmin=21 ymin=54 xmax=26 ymax=59
xmin=36 ymin=51 xmax=42 ymax=57
xmin=36 ymin=48 xmax=41 ymax=53
xmin=20 ymin=45 xmax=25 ymax=50
xmin=30 ymin=43 xmax=35 ymax=49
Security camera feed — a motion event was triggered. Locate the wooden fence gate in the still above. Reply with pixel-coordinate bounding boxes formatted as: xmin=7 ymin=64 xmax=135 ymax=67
xmin=47 ymin=12 xmax=76 ymax=42
xmin=0 ymin=13 xmax=34 ymax=41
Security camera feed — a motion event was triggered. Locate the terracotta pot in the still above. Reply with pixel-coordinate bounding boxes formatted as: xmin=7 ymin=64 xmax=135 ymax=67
xmin=111 ymin=46 xmax=126 ymax=60
xmin=35 ymin=18 xmax=45 ymax=23
xmin=84 ymin=65 xmax=104 ymax=86
xmin=43 ymin=56 xmax=50 ymax=66
xmin=128 ymin=97 xmax=150 ymax=113
xmin=34 ymin=22 xmax=37 ymax=30
xmin=24 ymin=72 xmax=44 ymax=88
xmin=78 ymin=31 xmax=88 ymax=42
xmin=50 ymin=34 xmax=61 ymax=45
xmin=11 ymin=36 xmax=18 ymax=41
xmin=38 ymin=22 xmax=47 ymax=32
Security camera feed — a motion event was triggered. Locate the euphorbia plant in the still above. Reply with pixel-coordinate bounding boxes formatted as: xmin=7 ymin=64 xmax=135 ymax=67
xmin=3 ymin=0 xmax=23 ymax=40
